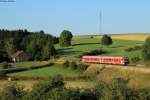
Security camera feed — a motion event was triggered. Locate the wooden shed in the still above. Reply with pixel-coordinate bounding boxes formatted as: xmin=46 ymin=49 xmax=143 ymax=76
xmin=11 ymin=50 xmax=28 ymax=62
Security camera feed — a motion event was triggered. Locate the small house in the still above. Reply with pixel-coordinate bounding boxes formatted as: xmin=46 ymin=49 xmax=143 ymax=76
xmin=11 ymin=50 xmax=28 ymax=62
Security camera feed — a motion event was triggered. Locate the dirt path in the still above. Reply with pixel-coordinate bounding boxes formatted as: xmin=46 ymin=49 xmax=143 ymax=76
xmin=65 ymin=81 xmax=94 ymax=89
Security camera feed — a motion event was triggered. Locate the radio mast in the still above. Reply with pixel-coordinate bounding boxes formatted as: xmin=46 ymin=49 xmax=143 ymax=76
xmin=99 ymin=11 xmax=102 ymax=35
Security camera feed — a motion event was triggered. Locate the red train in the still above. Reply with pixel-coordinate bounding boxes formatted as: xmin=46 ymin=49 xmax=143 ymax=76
xmin=81 ymin=56 xmax=129 ymax=65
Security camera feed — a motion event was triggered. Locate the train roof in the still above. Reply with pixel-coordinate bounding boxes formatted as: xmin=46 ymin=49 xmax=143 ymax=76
xmin=82 ymin=56 xmax=126 ymax=59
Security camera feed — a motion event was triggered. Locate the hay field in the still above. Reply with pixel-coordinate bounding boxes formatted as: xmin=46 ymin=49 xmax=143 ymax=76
xmin=74 ymin=34 xmax=150 ymax=41
xmin=83 ymin=64 xmax=150 ymax=89
xmin=110 ymin=34 xmax=150 ymax=41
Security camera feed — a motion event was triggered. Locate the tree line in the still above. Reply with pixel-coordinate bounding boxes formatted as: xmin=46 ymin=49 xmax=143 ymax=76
xmin=0 ymin=29 xmax=56 ymax=62
xmin=0 ymin=29 xmax=74 ymax=62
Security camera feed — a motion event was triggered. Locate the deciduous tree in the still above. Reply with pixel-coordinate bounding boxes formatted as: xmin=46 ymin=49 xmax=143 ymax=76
xmin=142 ymin=36 xmax=150 ymax=66
xmin=59 ymin=30 xmax=73 ymax=47
xmin=101 ymin=34 xmax=113 ymax=46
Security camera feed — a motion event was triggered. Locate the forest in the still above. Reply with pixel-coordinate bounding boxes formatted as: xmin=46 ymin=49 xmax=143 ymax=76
xmin=0 ymin=29 xmax=56 ymax=62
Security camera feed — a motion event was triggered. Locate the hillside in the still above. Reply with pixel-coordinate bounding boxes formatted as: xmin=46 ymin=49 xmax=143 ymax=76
xmin=83 ymin=64 xmax=150 ymax=89
xmin=55 ymin=34 xmax=147 ymax=65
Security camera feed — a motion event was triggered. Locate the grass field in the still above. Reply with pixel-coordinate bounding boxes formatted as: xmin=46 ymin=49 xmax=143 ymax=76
xmin=8 ymin=64 xmax=81 ymax=78
xmin=56 ymin=37 xmax=144 ymax=62
xmin=14 ymin=61 xmax=51 ymax=67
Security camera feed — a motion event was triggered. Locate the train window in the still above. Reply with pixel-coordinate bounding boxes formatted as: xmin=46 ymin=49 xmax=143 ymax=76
xmin=86 ymin=58 xmax=90 ymax=61
xmin=108 ymin=59 xmax=111 ymax=61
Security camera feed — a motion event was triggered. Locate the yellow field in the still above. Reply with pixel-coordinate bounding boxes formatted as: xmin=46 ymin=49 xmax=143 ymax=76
xmin=110 ymin=34 xmax=150 ymax=41
xmin=74 ymin=34 xmax=150 ymax=41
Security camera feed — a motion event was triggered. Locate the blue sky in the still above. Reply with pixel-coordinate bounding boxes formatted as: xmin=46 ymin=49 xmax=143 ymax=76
xmin=0 ymin=0 xmax=150 ymax=36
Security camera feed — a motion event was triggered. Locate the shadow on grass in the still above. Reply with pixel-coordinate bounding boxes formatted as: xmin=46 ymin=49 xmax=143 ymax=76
xmin=110 ymin=46 xmax=127 ymax=48
xmin=57 ymin=47 xmax=73 ymax=51
xmin=72 ymin=42 xmax=100 ymax=46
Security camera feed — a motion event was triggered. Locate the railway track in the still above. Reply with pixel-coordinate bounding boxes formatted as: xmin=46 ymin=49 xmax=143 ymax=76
xmin=51 ymin=59 xmax=150 ymax=73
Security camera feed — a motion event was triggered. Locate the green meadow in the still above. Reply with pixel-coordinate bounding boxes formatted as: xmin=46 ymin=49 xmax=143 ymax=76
xmin=9 ymin=64 xmax=81 ymax=78
xmin=56 ymin=37 xmax=144 ymax=59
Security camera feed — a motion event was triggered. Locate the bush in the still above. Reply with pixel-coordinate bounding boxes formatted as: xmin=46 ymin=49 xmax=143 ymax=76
xmin=1 ymin=62 xmax=8 ymax=69
xmin=125 ymin=47 xmax=134 ymax=52
xmin=0 ymin=82 xmax=26 ymax=100
xmin=48 ymin=88 xmax=96 ymax=100
xmin=53 ymin=36 xmax=59 ymax=44
xmin=90 ymin=36 xmax=94 ymax=38
xmin=95 ymin=78 xmax=129 ymax=100
xmin=142 ymin=36 xmax=150 ymax=66
xmin=63 ymin=60 xmax=69 ymax=68
xmin=24 ymin=81 xmax=53 ymax=100
xmin=131 ymin=56 xmax=140 ymax=63
xmin=134 ymin=46 xmax=142 ymax=50
xmin=62 ymin=61 xmax=88 ymax=71
xmin=101 ymin=34 xmax=113 ymax=46
xmin=77 ymin=63 xmax=88 ymax=71
xmin=51 ymin=74 xmax=64 ymax=88
xmin=137 ymin=88 xmax=150 ymax=100
xmin=0 ymin=70 xmax=6 ymax=77
xmin=83 ymin=49 xmax=107 ymax=56
xmin=70 ymin=61 xmax=77 ymax=70
xmin=0 ymin=50 xmax=9 ymax=63
xmin=0 ymin=63 xmax=52 ymax=74
xmin=125 ymin=46 xmax=142 ymax=52
xmin=23 ymin=75 xmax=65 ymax=100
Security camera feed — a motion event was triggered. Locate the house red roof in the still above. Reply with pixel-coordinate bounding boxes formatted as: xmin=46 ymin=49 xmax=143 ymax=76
xmin=11 ymin=50 xmax=27 ymax=58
